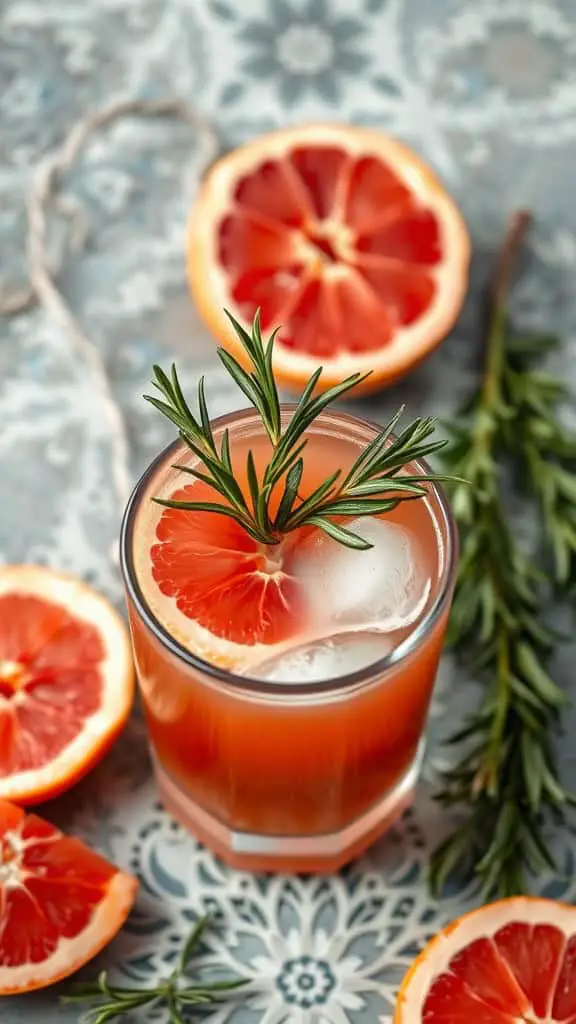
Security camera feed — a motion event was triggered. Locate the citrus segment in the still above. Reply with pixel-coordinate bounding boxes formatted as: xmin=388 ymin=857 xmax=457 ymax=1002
xmin=354 ymin=260 xmax=434 ymax=327
xmin=395 ymin=897 xmax=576 ymax=1023
xmin=234 ymin=158 xmax=310 ymax=225
xmin=151 ymin=484 xmax=304 ymax=646
xmin=420 ymin=974 xmax=518 ymax=1024
xmin=493 ymin=921 xmax=567 ymax=1017
xmin=188 ymin=124 xmax=470 ymax=393
xmin=431 ymin=937 xmax=529 ymax=1015
xmin=344 ymin=156 xmax=412 ymax=232
xmin=356 ymin=208 xmax=441 ymax=264
xmin=331 ymin=273 xmax=395 ymax=351
xmin=283 ymin=277 xmax=341 ymax=357
xmin=552 ymin=935 xmax=576 ymax=1019
xmin=231 ymin=263 xmax=305 ymax=330
xmin=219 ymin=213 xmax=297 ymax=274
xmin=0 ymin=800 xmax=137 ymax=993
xmin=0 ymin=566 xmax=134 ymax=804
xmin=289 ymin=145 xmax=349 ymax=219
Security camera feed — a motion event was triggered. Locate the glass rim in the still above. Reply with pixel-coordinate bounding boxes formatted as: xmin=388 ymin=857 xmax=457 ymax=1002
xmin=120 ymin=405 xmax=458 ymax=697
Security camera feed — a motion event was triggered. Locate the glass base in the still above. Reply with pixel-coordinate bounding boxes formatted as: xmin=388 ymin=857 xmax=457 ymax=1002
xmin=154 ymin=742 xmax=425 ymax=874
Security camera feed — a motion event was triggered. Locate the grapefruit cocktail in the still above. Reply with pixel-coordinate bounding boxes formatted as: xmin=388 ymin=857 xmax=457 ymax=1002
xmin=120 ymin=313 xmax=457 ymax=872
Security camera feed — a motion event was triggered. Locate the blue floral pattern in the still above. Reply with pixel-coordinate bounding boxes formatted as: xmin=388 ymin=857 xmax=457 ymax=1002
xmin=277 ymin=958 xmax=336 ymax=1008
xmin=235 ymin=0 xmax=368 ymax=106
xmin=3 ymin=0 xmax=576 ymax=1022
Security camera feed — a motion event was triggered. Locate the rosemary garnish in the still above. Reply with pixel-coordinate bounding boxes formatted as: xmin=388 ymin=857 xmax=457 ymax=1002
xmin=62 ymin=916 xmax=246 ymax=1023
xmin=430 ymin=211 xmax=574 ymax=898
xmin=502 ymin=336 xmax=576 ymax=588
xmin=145 ymin=310 xmax=449 ymax=550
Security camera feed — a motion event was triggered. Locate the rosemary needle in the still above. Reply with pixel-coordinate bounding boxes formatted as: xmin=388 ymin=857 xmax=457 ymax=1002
xmin=502 ymin=335 xmax=576 ymax=589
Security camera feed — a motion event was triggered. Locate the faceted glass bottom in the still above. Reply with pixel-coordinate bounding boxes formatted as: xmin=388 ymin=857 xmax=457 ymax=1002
xmin=153 ymin=742 xmax=425 ymax=874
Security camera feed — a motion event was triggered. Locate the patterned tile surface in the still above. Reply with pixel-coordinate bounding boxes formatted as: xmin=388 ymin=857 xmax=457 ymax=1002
xmin=2 ymin=1 xmax=576 ymax=1020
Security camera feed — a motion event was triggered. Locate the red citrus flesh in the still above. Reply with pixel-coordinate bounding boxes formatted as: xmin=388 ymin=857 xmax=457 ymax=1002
xmin=0 ymin=799 xmax=137 ymax=994
xmin=151 ymin=484 xmax=304 ymax=645
xmin=220 ymin=148 xmax=441 ymax=353
xmin=0 ymin=595 xmax=105 ymax=773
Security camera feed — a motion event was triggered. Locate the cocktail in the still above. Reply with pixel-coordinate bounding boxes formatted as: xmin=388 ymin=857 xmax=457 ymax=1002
xmin=120 ymin=313 xmax=457 ymax=873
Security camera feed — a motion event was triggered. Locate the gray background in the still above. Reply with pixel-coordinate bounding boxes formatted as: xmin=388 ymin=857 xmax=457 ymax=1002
xmin=2 ymin=1 xmax=576 ymax=1021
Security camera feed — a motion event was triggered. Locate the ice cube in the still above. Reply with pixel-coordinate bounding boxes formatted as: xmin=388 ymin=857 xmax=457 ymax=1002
xmin=293 ymin=516 xmax=430 ymax=633
xmin=253 ymin=631 xmax=394 ymax=683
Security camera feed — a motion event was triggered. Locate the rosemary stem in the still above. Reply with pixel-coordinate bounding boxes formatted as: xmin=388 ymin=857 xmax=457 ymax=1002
xmin=490 ymin=209 xmax=532 ymax=311
xmin=475 ymin=213 xmax=532 ymax=789
xmin=432 ymin=211 xmax=574 ymax=897
xmin=477 ymin=210 xmax=532 ymax=450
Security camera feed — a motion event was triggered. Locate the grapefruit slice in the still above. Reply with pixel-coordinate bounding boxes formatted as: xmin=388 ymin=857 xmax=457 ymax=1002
xmin=0 ymin=799 xmax=137 ymax=993
xmin=0 ymin=566 xmax=134 ymax=804
xmin=151 ymin=482 xmax=304 ymax=649
xmin=394 ymin=897 xmax=576 ymax=1023
xmin=187 ymin=123 xmax=470 ymax=394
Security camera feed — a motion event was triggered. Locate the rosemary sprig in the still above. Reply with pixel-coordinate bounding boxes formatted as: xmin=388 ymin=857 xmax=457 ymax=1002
xmin=430 ymin=211 xmax=574 ymax=898
xmin=145 ymin=309 xmax=450 ymax=550
xmin=62 ymin=916 xmax=246 ymax=1023
xmin=501 ymin=334 xmax=576 ymax=587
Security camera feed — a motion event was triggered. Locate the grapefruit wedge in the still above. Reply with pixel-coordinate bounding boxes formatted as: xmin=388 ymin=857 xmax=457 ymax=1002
xmin=0 ymin=799 xmax=137 ymax=993
xmin=188 ymin=124 xmax=470 ymax=394
xmin=0 ymin=566 xmax=134 ymax=804
xmin=394 ymin=897 xmax=576 ymax=1023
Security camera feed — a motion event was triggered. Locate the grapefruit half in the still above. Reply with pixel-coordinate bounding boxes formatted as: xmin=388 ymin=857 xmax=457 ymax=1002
xmin=394 ymin=897 xmax=576 ymax=1023
xmin=187 ymin=123 xmax=470 ymax=394
xmin=0 ymin=566 xmax=134 ymax=804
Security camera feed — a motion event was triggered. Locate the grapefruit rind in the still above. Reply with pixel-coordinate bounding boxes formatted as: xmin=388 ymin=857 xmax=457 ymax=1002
xmin=0 ymin=566 xmax=134 ymax=803
xmin=188 ymin=123 xmax=470 ymax=394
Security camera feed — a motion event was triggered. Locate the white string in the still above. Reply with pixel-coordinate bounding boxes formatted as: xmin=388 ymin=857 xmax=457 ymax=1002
xmin=1 ymin=96 xmax=219 ymax=552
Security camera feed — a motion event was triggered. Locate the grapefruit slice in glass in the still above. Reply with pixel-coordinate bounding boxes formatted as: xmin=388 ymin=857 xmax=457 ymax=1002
xmin=394 ymin=897 xmax=576 ymax=1023
xmin=0 ymin=799 xmax=137 ymax=994
xmin=187 ymin=124 xmax=470 ymax=394
xmin=0 ymin=566 xmax=134 ymax=804
xmin=150 ymin=481 xmax=306 ymax=654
